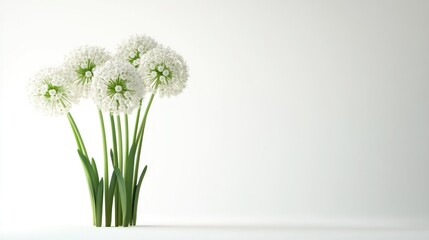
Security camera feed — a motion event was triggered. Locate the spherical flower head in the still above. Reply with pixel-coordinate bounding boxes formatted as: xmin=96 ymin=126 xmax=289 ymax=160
xmin=115 ymin=35 xmax=158 ymax=68
xmin=64 ymin=46 xmax=110 ymax=98
xmin=92 ymin=60 xmax=145 ymax=114
xmin=28 ymin=67 xmax=77 ymax=116
xmin=139 ymin=46 xmax=189 ymax=97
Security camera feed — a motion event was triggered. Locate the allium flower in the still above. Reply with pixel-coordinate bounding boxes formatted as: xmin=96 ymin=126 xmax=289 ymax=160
xmin=28 ymin=67 xmax=77 ymax=116
xmin=64 ymin=46 xmax=110 ymax=97
xmin=115 ymin=35 xmax=158 ymax=67
xmin=138 ymin=47 xmax=189 ymax=97
xmin=92 ymin=60 xmax=145 ymax=114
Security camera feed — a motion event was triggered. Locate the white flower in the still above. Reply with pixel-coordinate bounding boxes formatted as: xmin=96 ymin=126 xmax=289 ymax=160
xmin=115 ymin=35 xmax=158 ymax=67
xmin=64 ymin=46 xmax=110 ymax=98
xmin=28 ymin=67 xmax=77 ymax=116
xmin=139 ymin=46 xmax=189 ymax=97
xmin=92 ymin=60 xmax=145 ymax=114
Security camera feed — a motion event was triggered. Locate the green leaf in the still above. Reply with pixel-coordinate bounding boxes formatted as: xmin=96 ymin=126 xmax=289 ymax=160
xmin=95 ymin=178 xmax=104 ymax=227
xmin=107 ymin=171 xmax=117 ymax=209
xmin=125 ymin=143 xmax=137 ymax=195
xmin=132 ymin=165 xmax=148 ymax=225
xmin=110 ymin=149 xmax=115 ymax=167
xmin=77 ymin=150 xmax=98 ymax=195
xmin=91 ymin=158 xmax=99 ymax=183
xmin=77 ymin=149 xmax=97 ymax=225
xmin=114 ymin=167 xmax=127 ymax=222
xmin=125 ymin=142 xmax=137 ymax=184
xmin=122 ymin=142 xmax=138 ymax=226
xmin=105 ymin=171 xmax=116 ymax=227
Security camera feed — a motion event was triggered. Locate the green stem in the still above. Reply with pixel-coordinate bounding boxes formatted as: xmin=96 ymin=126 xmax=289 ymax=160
xmin=133 ymin=94 xmax=155 ymax=191
xmin=67 ymin=114 xmax=82 ymax=153
xmin=121 ymin=113 xmax=137 ymax=227
xmin=67 ymin=112 xmax=88 ymax=157
xmin=132 ymin=100 xmax=142 ymax=143
xmin=117 ymin=115 xmax=124 ymax=226
xmin=125 ymin=114 xmax=129 ymax=163
xmin=110 ymin=113 xmax=121 ymax=226
xmin=110 ymin=114 xmax=118 ymax=167
xmin=98 ymin=109 xmax=111 ymax=227
xmin=117 ymin=115 xmax=123 ymax=172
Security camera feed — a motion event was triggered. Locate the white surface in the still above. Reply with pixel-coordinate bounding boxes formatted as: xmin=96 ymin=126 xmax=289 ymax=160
xmin=1 ymin=226 xmax=429 ymax=240
xmin=1 ymin=0 xmax=429 ymax=230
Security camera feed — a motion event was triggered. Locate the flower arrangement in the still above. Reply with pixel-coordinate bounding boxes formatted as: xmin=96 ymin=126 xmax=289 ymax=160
xmin=28 ymin=35 xmax=189 ymax=227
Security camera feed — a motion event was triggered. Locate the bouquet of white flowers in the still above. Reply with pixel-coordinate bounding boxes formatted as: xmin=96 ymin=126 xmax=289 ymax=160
xmin=28 ymin=35 xmax=189 ymax=227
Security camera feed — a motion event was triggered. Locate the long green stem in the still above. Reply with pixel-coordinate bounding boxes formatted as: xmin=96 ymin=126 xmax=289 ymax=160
xmin=117 ymin=115 xmax=125 ymax=226
xmin=67 ymin=114 xmax=82 ymax=153
xmin=133 ymin=94 xmax=155 ymax=191
xmin=110 ymin=114 xmax=118 ymax=167
xmin=98 ymin=109 xmax=111 ymax=227
xmin=117 ymin=115 xmax=123 ymax=172
xmin=121 ymin=112 xmax=139 ymax=226
xmin=109 ymin=113 xmax=121 ymax=226
xmin=132 ymin=100 xmax=142 ymax=143
xmin=67 ymin=112 xmax=88 ymax=157
xmin=125 ymin=114 xmax=129 ymax=163
xmin=130 ymin=94 xmax=155 ymax=225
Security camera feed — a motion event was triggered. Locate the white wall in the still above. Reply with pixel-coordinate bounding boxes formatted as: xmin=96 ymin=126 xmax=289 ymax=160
xmin=1 ymin=0 xmax=429 ymax=228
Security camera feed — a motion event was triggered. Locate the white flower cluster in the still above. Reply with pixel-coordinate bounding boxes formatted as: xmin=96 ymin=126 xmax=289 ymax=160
xmin=116 ymin=35 xmax=158 ymax=67
xmin=28 ymin=67 xmax=78 ymax=116
xmin=139 ymin=47 xmax=189 ymax=97
xmin=64 ymin=46 xmax=110 ymax=97
xmin=28 ymin=35 xmax=189 ymax=116
xmin=92 ymin=60 xmax=145 ymax=114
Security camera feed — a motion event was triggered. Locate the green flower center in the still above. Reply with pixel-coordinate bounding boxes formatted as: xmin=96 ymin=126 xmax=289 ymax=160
xmin=128 ymin=50 xmax=141 ymax=67
xmin=107 ymin=77 xmax=129 ymax=98
xmin=43 ymin=80 xmax=67 ymax=99
xmin=76 ymin=59 xmax=96 ymax=85
xmin=148 ymin=63 xmax=173 ymax=88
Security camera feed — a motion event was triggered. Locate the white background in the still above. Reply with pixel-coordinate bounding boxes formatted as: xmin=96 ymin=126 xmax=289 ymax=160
xmin=1 ymin=0 xmax=429 ymax=231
